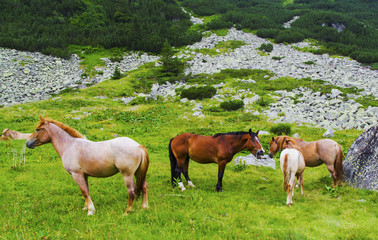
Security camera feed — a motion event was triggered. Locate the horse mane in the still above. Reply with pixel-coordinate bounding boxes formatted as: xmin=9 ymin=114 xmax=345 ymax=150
xmin=283 ymin=139 xmax=303 ymax=154
xmin=212 ymin=131 xmax=251 ymax=138
xmin=41 ymin=118 xmax=86 ymax=139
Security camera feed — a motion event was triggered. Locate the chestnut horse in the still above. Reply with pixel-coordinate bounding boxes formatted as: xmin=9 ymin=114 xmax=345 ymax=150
xmin=169 ymin=129 xmax=265 ymax=192
xmin=269 ymin=136 xmax=343 ymax=187
xmin=2 ymin=129 xmax=32 ymax=139
xmin=26 ymin=116 xmax=149 ymax=215
xmin=280 ymin=139 xmax=305 ymax=206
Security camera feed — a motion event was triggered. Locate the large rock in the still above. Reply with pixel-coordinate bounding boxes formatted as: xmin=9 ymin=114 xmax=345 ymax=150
xmin=234 ymin=154 xmax=276 ymax=169
xmin=343 ymin=125 xmax=378 ymax=191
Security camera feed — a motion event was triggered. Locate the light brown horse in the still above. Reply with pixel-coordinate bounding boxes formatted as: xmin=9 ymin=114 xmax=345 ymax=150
xmin=2 ymin=129 xmax=32 ymax=139
xmin=280 ymin=139 xmax=305 ymax=206
xmin=269 ymin=136 xmax=343 ymax=187
xmin=26 ymin=116 xmax=149 ymax=215
xmin=169 ymin=129 xmax=265 ymax=192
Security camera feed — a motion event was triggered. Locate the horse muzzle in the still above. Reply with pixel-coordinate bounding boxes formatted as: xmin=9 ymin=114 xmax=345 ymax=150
xmin=268 ymin=153 xmax=274 ymax=158
xmin=256 ymin=150 xmax=264 ymax=159
xmin=26 ymin=140 xmax=35 ymax=149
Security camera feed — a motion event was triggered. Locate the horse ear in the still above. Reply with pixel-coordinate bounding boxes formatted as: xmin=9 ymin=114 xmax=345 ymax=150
xmin=256 ymin=130 xmax=259 ymax=136
xmin=249 ymin=129 xmax=252 ymax=135
xmin=271 ymin=137 xmax=275 ymax=141
xmin=39 ymin=115 xmax=44 ymax=121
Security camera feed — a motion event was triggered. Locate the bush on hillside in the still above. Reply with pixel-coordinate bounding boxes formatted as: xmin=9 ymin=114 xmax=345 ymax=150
xmin=180 ymin=86 xmax=216 ymax=100
xmin=275 ymin=30 xmax=305 ymax=43
xmin=259 ymin=43 xmax=273 ymax=52
xmin=270 ymin=123 xmax=292 ymax=135
xmin=220 ymin=100 xmax=244 ymax=111
xmin=256 ymin=28 xmax=280 ymax=39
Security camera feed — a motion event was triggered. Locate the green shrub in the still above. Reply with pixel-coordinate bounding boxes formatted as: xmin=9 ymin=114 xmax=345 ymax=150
xmin=256 ymin=28 xmax=280 ymax=39
xmin=181 ymin=86 xmax=216 ymax=100
xmin=275 ymin=30 xmax=305 ymax=43
xmin=270 ymin=123 xmax=292 ymax=135
xmin=259 ymin=43 xmax=273 ymax=52
xmin=220 ymin=100 xmax=244 ymax=111
xmin=111 ymin=65 xmax=122 ymax=80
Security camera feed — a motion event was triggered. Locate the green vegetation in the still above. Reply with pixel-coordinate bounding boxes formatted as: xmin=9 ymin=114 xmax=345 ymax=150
xmin=270 ymin=123 xmax=292 ymax=136
xmin=179 ymin=0 xmax=378 ymax=65
xmin=0 ymin=0 xmax=202 ymax=57
xmin=0 ymin=60 xmax=377 ymax=239
xmin=258 ymin=43 xmax=274 ymax=53
xmin=220 ymin=100 xmax=244 ymax=111
xmin=180 ymin=86 xmax=217 ymax=100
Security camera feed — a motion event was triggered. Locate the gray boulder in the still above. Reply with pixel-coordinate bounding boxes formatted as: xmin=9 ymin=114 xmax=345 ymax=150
xmin=234 ymin=154 xmax=276 ymax=169
xmin=343 ymin=125 xmax=378 ymax=191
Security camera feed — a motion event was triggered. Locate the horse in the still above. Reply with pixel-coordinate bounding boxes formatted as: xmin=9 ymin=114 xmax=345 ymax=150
xmin=169 ymin=129 xmax=265 ymax=192
xmin=2 ymin=129 xmax=32 ymax=139
xmin=26 ymin=116 xmax=149 ymax=215
xmin=0 ymin=136 xmax=10 ymax=141
xmin=269 ymin=135 xmax=343 ymax=187
xmin=280 ymin=139 xmax=305 ymax=206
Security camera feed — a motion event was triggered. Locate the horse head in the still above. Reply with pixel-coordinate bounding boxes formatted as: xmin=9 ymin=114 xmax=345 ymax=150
xmin=2 ymin=129 xmax=9 ymax=137
xmin=268 ymin=136 xmax=287 ymax=158
xmin=26 ymin=116 xmax=52 ymax=149
xmin=245 ymin=129 xmax=265 ymax=158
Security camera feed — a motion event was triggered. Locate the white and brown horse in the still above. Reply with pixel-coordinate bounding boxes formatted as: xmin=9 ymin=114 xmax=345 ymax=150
xmin=26 ymin=116 xmax=149 ymax=215
xmin=280 ymin=139 xmax=305 ymax=206
xmin=2 ymin=129 xmax=32 ymax=139
xmin=269 ymin=136 xmax=343 ymax=187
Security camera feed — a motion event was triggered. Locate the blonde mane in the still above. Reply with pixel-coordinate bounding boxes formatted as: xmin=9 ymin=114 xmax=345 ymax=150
xmin=40 ymin=118 xmax=85 ymax=139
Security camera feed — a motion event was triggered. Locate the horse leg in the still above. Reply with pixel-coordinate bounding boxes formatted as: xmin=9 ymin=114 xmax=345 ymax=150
xmin=176 ymin=158 xmax=186 ymax=191
xmin=216 ymin=161 xmax=227 ymax=192
xmin=182 ymin=157 xmax=195 ymax=188
xmin=122 ymin=174 xmax=135 ymax=214
xmin=82 ymin=175 xmax=89 ymax=210
xmin=288 ymin=173 xmax=296 ymax=206
xmin=142 ymin=180 xmax=148 ymax=209
xmin=325 ymin=163 xmax=338 ymax=187
xmin=71 ymin=172 xmax=95 ymax=215
xmin=299 ymin=173 xmax=304 ymax=195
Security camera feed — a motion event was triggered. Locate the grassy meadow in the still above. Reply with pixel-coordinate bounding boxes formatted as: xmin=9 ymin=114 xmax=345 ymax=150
xmin=0 ymin=56 xmax=377 ymax=240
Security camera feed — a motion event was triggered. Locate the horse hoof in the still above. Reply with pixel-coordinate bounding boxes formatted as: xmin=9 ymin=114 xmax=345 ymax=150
xmin=188 ymin=181 xmax=196 ymax=188
xmin=87 ymin=211 xmax=95 ymax=216
xmin=216 ymin=188 xmax=223 ymax=192
xmin=82 ymin=206 xmax=88 ymax=211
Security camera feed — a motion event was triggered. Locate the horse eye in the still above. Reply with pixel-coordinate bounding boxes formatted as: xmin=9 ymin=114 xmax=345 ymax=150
xmin=36 ymin=129 xmax=40 ymax=132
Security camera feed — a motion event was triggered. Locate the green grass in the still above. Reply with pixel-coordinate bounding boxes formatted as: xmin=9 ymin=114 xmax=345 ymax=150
xmin=0 ymin=60 xmax=377 ymax=239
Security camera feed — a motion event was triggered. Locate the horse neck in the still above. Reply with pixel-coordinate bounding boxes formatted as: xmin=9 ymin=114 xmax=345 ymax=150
xmin=228 ymin=135 xmax=248 ymax=154
xmin=48 ymin=123 xmax=76 ymax=157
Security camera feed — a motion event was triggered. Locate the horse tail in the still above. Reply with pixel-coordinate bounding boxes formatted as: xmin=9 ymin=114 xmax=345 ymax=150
xmin=283 ymin=154 xmax=290 ymax=192
xmin=169 ymin=138 xmax=178 ymax=187
xmin=135 ymin=145 xmax=149 ymax=199
xmin=334 ymin=144 xmax=343 ymax=184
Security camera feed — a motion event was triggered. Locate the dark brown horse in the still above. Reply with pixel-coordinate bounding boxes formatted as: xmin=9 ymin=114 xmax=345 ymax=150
xmin=169 ymin=129 xmax=265 ymax=192
xmin=269 ymin=136 xmax=343 ymax=187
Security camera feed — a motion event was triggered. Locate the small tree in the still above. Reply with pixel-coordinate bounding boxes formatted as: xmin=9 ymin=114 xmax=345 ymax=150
xmin=111 ymin=65 xmax=122 ymax=80
xmin=159 ymin=40 xmax=185 ymax=75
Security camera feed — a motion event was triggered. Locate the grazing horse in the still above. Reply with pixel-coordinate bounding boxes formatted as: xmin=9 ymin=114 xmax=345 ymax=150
xmin=169 ymin=129 xmax=265 ymax=192
xmin=280 ymin=139 xmax=305 ymax=206
xmin=0 ymin=136 xmax=10 ymax=141
xmin=2 ymin=129 xmax=32 ymax=139
xmin=269 ymin=136 xmax=343 ymax=187
xmin=26 ymin=116 xmax=149 ymax=215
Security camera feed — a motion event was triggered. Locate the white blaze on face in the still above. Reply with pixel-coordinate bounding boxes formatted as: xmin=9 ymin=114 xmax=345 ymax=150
xmin=255 ymin=136 xmax=265 ymax=153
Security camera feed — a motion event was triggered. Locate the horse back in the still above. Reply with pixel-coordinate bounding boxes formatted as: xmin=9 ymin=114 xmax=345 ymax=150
xmin=172 ymin=133 xmax=220 ymax=164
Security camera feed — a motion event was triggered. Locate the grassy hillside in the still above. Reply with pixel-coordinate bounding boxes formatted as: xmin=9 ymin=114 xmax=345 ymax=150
xmin=0 ymin=58 xmax=376 ymax=239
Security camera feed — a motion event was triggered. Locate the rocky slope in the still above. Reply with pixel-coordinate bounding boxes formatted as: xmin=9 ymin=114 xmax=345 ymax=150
xmin=0 ymin=29 xmax=377 ymax=130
